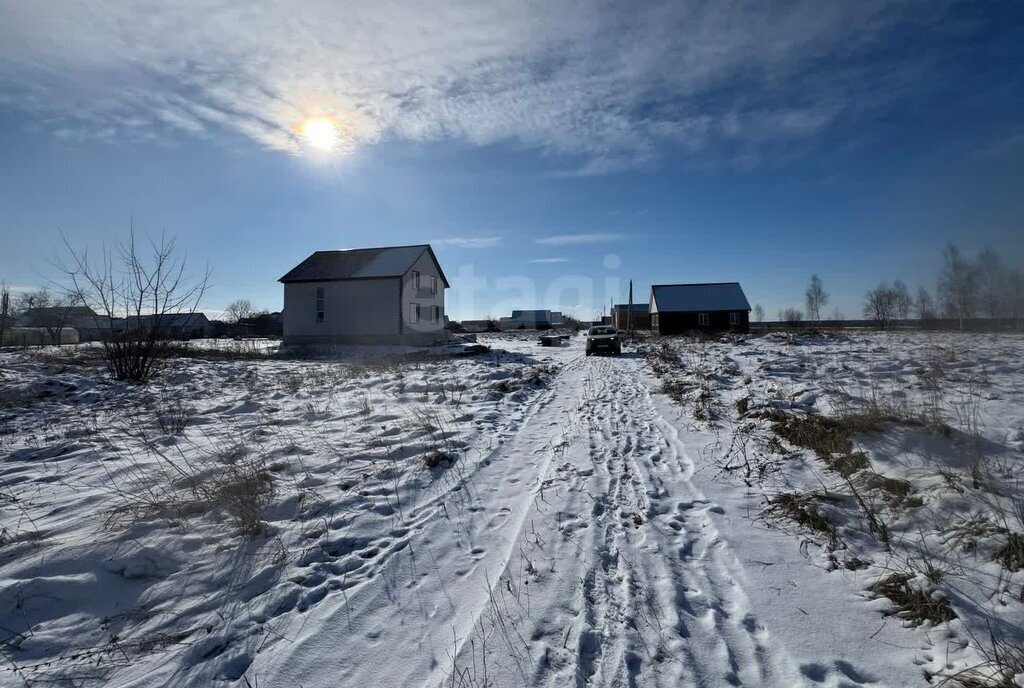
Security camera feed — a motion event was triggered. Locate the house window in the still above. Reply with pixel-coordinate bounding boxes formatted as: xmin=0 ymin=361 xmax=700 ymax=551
xmin=315 ymin=287 xmax=325 ymax=323
xmin=429 ymin=275 xmax=437 ymax=294
xmin=412 ymin=270 xmax=420 ymax=290
xmin=698 ymin=313 xmax=709 ymax=326
xmin=431 ymin=305 xmax=440 ymax=323
xmin=730 ymin=312 xmax=738 ymax=325
xmin=410 ymin=303 xmax=421 ymax=323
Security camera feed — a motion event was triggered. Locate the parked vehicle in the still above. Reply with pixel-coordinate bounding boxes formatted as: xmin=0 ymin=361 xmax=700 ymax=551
xmin=585 ymin=325 xmax=621 ymax=355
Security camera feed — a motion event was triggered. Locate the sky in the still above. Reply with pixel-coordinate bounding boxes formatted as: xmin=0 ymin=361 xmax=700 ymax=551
xmin=1 ymin=0 xmax=1023 ymax=321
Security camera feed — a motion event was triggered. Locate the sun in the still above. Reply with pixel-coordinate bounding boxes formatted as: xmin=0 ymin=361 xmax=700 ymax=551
xmin=299 ymin=117 xmax=342 ymax=153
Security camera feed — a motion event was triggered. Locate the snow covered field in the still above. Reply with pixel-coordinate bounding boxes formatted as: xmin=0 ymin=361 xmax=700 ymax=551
xmin=1 ymin=331 xmax=1022 ymax=687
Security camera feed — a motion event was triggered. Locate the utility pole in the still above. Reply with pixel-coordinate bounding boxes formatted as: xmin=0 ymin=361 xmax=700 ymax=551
xmin=627 ymin=280 xmax=633 ymax=336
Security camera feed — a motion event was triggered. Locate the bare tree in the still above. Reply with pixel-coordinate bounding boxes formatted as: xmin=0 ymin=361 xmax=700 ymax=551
xmin=56 ymin=229 xmax=209 ymax=383
xmin=0 ymin=282 xmax=10 ymax=347
xmin=864 ymin=283 xmax=897 ymax=329
xmin=783 ymin=307 xmax=803 ymax=328
xmin=915 ymin=286 xmax=935 ymax=326
xmin=892 ymin=279 xmax=912 ymax=323
xmin=1009 ymin=268 xmax=1024 ymax=331
xmin=938 ymin=244 xmax=977 ymax=330
xmin=225 ymin=298 xmax=254 ymax=323
xmin=804 ymin=275 xmax=829 ymax=326
xmin=975 ymin=246 xmax=1005 ymax=319
xmin=14 ymin=288 xmax=79 ymax=345
xmin=753 ymin=304 xmax=764 ymax=323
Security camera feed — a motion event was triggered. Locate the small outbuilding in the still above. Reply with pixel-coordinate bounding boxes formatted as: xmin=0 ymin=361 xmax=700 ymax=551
xmin=611 ymin=303 xmax=650 ymax=331
xmin=124 ymin=312 xmax=213 ymax=339
xmin=279 ymin=244 xmax=448 ymax=346
xmin=499 ymin=309 xmax=561 ymax=330
xmin=649 ymin=282 xmax=751 ymax=334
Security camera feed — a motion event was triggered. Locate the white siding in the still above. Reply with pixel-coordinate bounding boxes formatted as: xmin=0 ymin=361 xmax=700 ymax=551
xmin=284 ymin=279 xmax=400 ymax=343
xmin=400 ymin=251 xmax=445 ymax=341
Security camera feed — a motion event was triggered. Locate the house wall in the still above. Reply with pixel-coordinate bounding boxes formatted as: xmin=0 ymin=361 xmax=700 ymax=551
xmin=283 ymin=279 xmax=402 ymax=344
xmin=612 ymin=311 xmax=651 ymax=330
xmin=653 ymin=310 xmax=749 ymax=335
xmin=399 ymin=251 xmax=445 ymax=344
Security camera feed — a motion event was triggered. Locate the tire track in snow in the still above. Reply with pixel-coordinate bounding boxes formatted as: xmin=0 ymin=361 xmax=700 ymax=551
xmin=454 ymin=350 xmax=806 ymax=687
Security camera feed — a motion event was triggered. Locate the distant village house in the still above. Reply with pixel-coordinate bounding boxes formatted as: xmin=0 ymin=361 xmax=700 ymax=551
xmin=499 ymin=310 xmax=564 ymax=330
xmin=649 ymin=283 xmax=751 ymax=334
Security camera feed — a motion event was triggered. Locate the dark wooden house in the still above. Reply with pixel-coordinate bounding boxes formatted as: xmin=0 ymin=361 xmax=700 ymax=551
xmin=649 ymin=283 xmax=751 ymax=334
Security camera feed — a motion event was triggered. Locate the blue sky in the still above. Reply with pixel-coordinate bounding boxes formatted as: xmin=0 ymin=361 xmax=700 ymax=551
xmin=1 ymin=0 xmax=1022 ymax=320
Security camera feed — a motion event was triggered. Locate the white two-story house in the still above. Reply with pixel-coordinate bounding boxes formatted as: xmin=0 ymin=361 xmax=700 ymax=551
xmin=279 ymin=244 xmax=449 ymax=345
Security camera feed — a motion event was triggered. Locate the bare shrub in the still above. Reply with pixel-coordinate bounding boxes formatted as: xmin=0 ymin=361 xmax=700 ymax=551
xmin=153 ymin=399 xmax=196 ymax=436
xmin=867 ymin=572 xmax=955 ymax=625
xmin=783 ymin=308 xmax=803 ymax=328
xmin=55 ymin=228 xmax=209 ymax=383
xmin=864 ymin=283 xmax=898 ymax=329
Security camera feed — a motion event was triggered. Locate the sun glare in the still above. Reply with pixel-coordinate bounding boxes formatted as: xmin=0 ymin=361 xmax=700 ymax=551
xmin=299 ymin=117 xmax=342 ymax=153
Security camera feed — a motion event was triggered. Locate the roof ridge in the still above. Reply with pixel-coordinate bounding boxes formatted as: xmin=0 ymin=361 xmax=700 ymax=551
xmin=651 ymin=282 xmax=740 ymax=287
xmin=313 ymin=243 xmax=431 ymax=254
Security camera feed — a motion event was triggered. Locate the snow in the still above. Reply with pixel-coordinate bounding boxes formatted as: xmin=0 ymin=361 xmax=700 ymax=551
xmin=1 ymin=331 xmax=1023 ymax=687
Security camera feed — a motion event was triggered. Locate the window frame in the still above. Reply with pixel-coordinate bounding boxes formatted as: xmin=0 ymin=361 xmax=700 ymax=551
xmin=410 ymin=302 xmax=421 ymax=324
xmin=698 ymin=312 xmax=709 ymax=326
xmin=432 ymin=305 xmax=441 ymax=323
xmin=730 ymin=312 xmax=738 ymax=325
xmin=411 ymin=270 xmax=420 ymax=290
xmin=315 ymin=286 xmax=325 ymax=323
xmin=429 ymin=274 xmax=437 ymax=294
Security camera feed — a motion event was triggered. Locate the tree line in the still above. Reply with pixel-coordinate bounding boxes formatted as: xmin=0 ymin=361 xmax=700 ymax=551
xmin=748 ymin=243 xmax=1023 ymax=330
xmin=863 ymin=244 xmax=1023 ymax=330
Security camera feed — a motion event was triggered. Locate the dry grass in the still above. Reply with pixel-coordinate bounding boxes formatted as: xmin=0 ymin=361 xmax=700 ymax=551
xmin=759 ymin=409 xmax=854 ymax=458
xmin=860 ymin=472 xmax=918 ymax=509
xmin=492 ymin=379 xmax=518 ymax=394
xmin=763 ymin=492 xmax=839 ymax=550
xmin=153 ymin=399 xmax=196 ymax=436
xmin=867 ymin=572 xmax=956 ymax=625
xmin=994 ymin=533 xmax=1024 ymax=572
xmin=191 ymin=454 xmax=275 ymax=537
xmin=423 ymin=449 xmax=456 ymax=470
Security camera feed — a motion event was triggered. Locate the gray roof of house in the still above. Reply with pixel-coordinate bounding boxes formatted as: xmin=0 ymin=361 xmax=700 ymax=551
xmin=21 ymin=306 xmax=97 ymax=318
xmin=279 ymin=244 xmax=449 ymax=287
xmin=125 ymin=313 xmax=210 ymax=328
xmin=651 ymin=283 xmax=751 ymax=312
xmin=506 ymin=310 xmax=552 ymax=321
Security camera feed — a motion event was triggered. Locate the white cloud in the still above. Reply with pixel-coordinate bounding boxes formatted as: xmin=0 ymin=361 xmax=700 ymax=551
xmin=534 ymin=233 xmax=623 ymax=246
xmin=528 ymin=257 xmax=570 ymax=263
xmin=431 ymin=236 xmax=503 ymax=249
xmin=0 ymin=0 xmax=952 ymax=169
